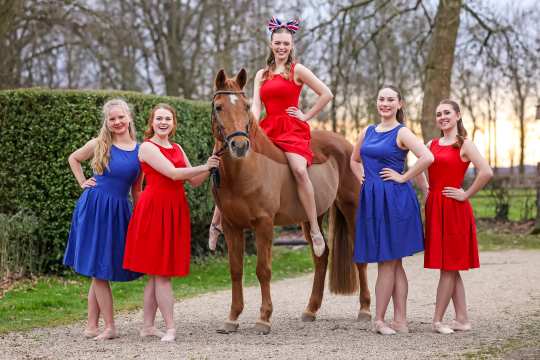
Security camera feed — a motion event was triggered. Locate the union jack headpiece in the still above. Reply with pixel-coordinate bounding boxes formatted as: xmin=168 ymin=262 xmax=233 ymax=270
xmin=267 ymin=17 xmax=300 ymax=34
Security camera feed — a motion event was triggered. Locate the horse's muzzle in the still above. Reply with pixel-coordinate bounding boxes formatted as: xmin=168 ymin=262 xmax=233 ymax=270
xmin=229 ymin=138 xmax=250 ymax=158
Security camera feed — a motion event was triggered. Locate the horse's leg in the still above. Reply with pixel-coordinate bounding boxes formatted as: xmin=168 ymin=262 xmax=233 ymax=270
xmin=222 ymin=223 xmax=245 ymax=333
xmin=253 ymin=217 xmax=274 ymax=334
xmin=356 ymin=263 xmax=371 ymax=321
xmin=301 ymin=216 xmax=329 ymax=322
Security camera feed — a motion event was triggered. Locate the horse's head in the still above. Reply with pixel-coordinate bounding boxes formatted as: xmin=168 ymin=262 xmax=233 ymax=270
xmin=212 ymin=68 xmax=252 ymax=159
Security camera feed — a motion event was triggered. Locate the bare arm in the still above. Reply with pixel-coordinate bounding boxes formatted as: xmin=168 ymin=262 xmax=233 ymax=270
xmin=178 ymin=145 xmax=215 ymax=187
xmin=442 ymin=139 xmax=493 ymax=201
xmin=251 ymin=69 xmax=264 ymax=121
xmin=413 ymin=140 xmax=432 ymax=198
xmin=138 ymin=142 xmax=218 ymax=182
xmin=68 ymin=138 xmax=98 ymax=188
xmin=288 ymin=64 xmax=333 ymax=122
xmin=380 ymin=128 xmax=434 ymax=183
xmin=350 ymin=127 xmax=368 ymax=184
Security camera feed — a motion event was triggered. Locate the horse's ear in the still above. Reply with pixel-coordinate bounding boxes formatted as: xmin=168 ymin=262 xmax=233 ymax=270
xmin=215 ymin=69 xmax=227 ymax=90
xmin=235 ymin=68 xmax=247 ymax=89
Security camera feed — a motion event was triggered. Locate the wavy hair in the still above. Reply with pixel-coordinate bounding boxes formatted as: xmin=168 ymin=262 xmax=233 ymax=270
xmin=91 ymin=99 xmax=136 ymax=174
xmin=438 ymin=99 xmax=467 ymax=148
xmin=262 ymin=27 xmax=296 ymax=82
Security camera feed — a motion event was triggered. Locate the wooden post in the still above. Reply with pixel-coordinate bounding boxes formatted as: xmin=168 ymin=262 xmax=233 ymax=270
xmin=533 ymin=162 xmax=540 ymax=234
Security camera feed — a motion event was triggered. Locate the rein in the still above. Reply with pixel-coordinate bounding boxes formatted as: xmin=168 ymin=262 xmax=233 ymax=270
xmin=210 ymin=90 xmax=253 ymax=188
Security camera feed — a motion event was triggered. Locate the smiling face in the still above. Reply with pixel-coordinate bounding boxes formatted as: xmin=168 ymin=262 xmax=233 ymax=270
xmin=270 ymin=31 xmax=293 ymax=63
xmin=435 ymin=103 xmax=460 ymax=131
xmin=106 ymin=106 xmax=131 ymax=135
xmin=152 ymin=108 xmax=175 ymax=138
xmin=376 ymin=87 xmax=402 ymax=120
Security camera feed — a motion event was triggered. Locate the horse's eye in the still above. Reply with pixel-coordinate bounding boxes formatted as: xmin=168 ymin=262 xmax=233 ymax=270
xmin=215 ymin=105 xmax=223 ymax=111
xmin=245 ymin=104 xmax=250 ymax=111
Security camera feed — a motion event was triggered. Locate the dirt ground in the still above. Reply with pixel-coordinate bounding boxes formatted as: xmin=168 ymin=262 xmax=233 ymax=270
xmin=1 ymin=250 xmax=539 ymax=359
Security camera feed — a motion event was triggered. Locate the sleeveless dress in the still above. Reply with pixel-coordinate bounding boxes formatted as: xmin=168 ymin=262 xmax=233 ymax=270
xmin=424 ymin=139 xmax=479 ymax=270
xmin=353 ymin=125 xmax=424 ymax=263
xmin=259 ymin=63 xmax=313 ymax=165
xmin=123 ymin=140 xmax=191 ymax=277
xmin=63 ymin=144 xmax=142 ymax=282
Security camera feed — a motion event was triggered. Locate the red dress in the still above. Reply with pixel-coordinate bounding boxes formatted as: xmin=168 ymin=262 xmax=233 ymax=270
xmin=123 ymin=140 xmax=191 ymax=277
xmin=424 ymin=139 xmax=479 ymax=270
xmin=259 ymin=63 xmax=313 ymax=165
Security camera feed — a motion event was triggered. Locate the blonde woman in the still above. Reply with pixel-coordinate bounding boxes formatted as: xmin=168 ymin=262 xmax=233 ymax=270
xmin=64 ymin=99 xmax=143 ymax=340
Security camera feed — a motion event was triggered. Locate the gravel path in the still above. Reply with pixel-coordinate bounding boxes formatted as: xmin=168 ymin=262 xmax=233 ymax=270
xmin=1 ymin=250 xmax=539 ymax=359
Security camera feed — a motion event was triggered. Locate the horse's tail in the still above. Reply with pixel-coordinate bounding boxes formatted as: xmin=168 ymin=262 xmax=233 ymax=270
xmin=328 ymin=203 xmax=358 ymax=294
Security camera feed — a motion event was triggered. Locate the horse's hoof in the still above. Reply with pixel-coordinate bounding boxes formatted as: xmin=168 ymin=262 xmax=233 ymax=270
xmin=301 ymin=311 xmax=316 ymax=322
xmin=357 ymin=311 xmax=372 ymax=322
xmin=216 ymin=320 xmax=239 ymax=334
xmin=254 ymin=320 xmax=271 ymax=335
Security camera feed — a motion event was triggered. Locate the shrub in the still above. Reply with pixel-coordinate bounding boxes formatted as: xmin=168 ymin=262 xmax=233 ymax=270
xmin=0 ymin=89 xmax=215 ymax=273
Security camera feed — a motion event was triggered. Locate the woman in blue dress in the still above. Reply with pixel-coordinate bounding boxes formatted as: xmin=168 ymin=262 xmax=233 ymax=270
xmin=350 ymin=85 xmax=433 ymax=335
xmin=64 ymin=99 xmax=142 ymax=340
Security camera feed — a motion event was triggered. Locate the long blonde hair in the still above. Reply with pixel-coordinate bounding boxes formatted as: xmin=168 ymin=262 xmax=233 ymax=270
xmin=91 ymin=99 xmax=136 ymax=174
xmin=262 ymin=28 xmax=296 ymax=82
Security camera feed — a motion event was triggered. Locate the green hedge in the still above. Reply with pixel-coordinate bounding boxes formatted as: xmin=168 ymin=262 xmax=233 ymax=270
xmin=0 ymin=89 xmax=216 ymax=273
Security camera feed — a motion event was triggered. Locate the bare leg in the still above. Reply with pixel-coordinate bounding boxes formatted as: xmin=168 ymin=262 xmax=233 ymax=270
xmin=154 ymin=276 xmax=175 ymax=341
xmin=92 ymin=278 xmax=117 ymax=340
xmin=140 ymin=276 xmax=164 ymax=338
xmin=374 ymin=260 xmax=397 ymax=335
xmin=450 ymin=272 xmax=471 ymax=330
xmin=84 ymin=282 xmax=100 ymax=338
xmin=391 ymin=260 xmax=408 ymax=332
xmin=432 ymin=270 xmax=457 ymax=334
xmin=208 ymin=207 xmax=222 ymax=251
xmin=285 ymin=153 xmax=325 ymax=257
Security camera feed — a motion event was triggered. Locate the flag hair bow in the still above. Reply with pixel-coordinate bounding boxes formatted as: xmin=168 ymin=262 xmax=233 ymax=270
xmin=267 ymin=17 xmax=300 ymax=34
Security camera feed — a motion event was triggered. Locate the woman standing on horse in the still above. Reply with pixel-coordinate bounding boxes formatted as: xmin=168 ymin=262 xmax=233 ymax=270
xmin=209 ymin=18 xmax=332 ymax=257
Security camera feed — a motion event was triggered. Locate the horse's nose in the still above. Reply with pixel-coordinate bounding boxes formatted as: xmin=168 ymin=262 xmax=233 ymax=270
xmin=230 ymin=139 xmax=250 ymax=157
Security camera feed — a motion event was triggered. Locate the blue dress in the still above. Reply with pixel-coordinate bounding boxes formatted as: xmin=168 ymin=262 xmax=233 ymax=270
xmin=353 ymin=125 xmax=424 ymax=263
xmin=64 ymin=144 xmax=142 ymax=281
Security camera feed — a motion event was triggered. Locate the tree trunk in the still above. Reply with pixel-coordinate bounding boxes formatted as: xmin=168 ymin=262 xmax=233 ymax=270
xmin=420 ymin=0 xmax=462 ymax=141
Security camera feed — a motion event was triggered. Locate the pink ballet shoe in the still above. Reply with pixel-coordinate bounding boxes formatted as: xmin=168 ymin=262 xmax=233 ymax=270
xmin=432 ymin=322 xmax=454 ymax=334
xmin=139 ymin=326 xmax=165 ymax=338
xmin=83 ymin=328 xmax=99 ymax=338
xmin=161 ymin=328 xmax=176 ymax=342
xmin=208 ymin=223 xmax=223 ymax=251
xmin=450 ymin=320 xmax=471 ymax=331
xmin=310 ymin=230 xmax=326 ymax=257
xmin=93 ymin=327 xmax=117 ymax=340
xmin=373 ymin=320 xmax=396 ymax=335
xmin=390 ymin=320 xmax=409 ymax=334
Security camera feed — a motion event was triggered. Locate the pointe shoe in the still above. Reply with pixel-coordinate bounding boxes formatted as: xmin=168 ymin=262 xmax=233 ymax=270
xmin=432 ymin=322 xmax=454 ymax=334
xmin=390 ymin=321 xmax=409 ymax=334
xmin=372 ymin=320 xmax=396 ymax=335
xmin=161 ymin=328 xmax=176 ymax=342
xmin=450 ymin=320 xmax=471 ymax=331
xmin=208 ymin=223 xmax=223 ymax=251
xmin=93 ymin=327 xmax=117 ymax=340
xmin=310 ymin=230 xmax=326 ymax=257
xmin=83 ymin=328 xmax=99 ymax=338
xmin=140 ymin=326 xmax=165 ymax=338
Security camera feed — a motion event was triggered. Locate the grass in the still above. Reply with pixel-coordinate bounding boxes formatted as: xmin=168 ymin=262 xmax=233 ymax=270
xmin=0 ymin=247 xmax=313 ymax=334
xmin=470 ymin=188 xmax=537 ymax=221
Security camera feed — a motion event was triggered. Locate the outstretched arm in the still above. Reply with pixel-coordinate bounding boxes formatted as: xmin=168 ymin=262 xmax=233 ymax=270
xmin=138 ymin=142 xmax=219 ymax=183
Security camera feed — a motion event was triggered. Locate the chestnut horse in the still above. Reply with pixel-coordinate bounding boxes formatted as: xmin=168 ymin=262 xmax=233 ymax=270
xmin=211 ymin=69 xmax=370 ymax=334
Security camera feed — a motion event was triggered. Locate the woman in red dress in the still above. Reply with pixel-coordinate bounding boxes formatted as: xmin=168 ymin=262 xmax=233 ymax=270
xmin=422 ymin=100 xmax=492 ymax=334
xmin=123 ymin=104 xmax=219 ymax=342
xmin=209 ymin=18 xmax=333 ymax=257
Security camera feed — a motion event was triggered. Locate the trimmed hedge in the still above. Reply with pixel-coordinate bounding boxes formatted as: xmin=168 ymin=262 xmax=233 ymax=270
xmin=0 ymin=89 xmax=216 ymax=273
